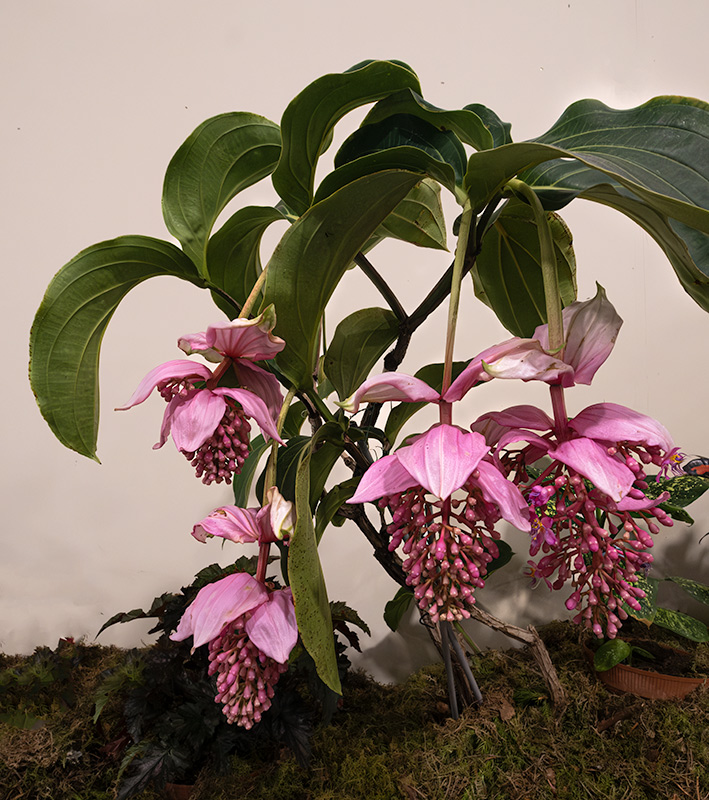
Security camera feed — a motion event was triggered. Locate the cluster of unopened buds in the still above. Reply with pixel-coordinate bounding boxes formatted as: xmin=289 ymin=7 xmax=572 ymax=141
xmin=381 ymin=477 xmax=503 ymax=623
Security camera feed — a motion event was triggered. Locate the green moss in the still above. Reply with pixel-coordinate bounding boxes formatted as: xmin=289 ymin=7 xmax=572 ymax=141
xmin=2 ymin=623 xmax=708 ymax=800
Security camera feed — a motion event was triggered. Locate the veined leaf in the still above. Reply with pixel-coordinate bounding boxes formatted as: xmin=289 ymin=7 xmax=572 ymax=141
xmin=315 ymin=477 xmax=359 ymax=542
xmin=162 ymin=113 xmax=281 ymax=274
xmin=643 ymin=473 xmax=709 ymax=507
xmin=375 ymin=178 xmax=447 ymax=251
xmin=335 ymin=113 xmax=467 ymax=188
xmin=262 ymin=170 xmax=422 ymax=388
xmin=29 ymin=236 xmax=205 ymax=459
xmin=464 ymin=103 xmax=513 ymax=148
xmin=464 ymin=97 xmax=709 ymax=310
xmin=289 ymin=433 xmax=342 ymax=694
xmin=472 ymin=198 xmax=577 ymax=336
xmin=206 ymin=205 xmax=286 ymax=317
xmin=323 ymin=307 xmax=399 ymax=400
xmin=361 ymin=88 xmax=493 ymax=151
xmin=272 ymin=60 xmax=421 ymax=215
xmin=384 ymin=587 xmax=415 ymax=632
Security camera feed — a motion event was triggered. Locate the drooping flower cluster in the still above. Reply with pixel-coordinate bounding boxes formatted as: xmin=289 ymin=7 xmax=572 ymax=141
xmin=117 ymin=307 xmax=285 ymax=484
xmin=345 ymin=285 xmax=685 ymax=639
xmin=349 ymin=423 xmax=530 ymax=622
xmin=171 ymin=489 xmax=298 ymax=727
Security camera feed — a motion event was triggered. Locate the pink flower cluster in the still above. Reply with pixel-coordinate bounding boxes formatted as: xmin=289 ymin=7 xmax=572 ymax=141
xmin=117 ymin=306 xmax=284 ymax=484
xmin=346 ymin=286 xmax=683 ymax=638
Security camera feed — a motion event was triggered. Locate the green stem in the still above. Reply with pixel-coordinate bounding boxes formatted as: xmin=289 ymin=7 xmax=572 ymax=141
xmin=506 ymin=179 xmax=564 ymax=353
xmin=304 ymin=387 xmax=336 ymax=424
xmin=441 ymin=200 xmax=475 ymax=398
xmin=239 ymin=267 xmax=269 ymax=319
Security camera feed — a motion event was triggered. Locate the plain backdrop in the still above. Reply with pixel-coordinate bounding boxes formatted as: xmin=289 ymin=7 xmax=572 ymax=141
xmin=3 ymin=0 xmax=709 ymax=682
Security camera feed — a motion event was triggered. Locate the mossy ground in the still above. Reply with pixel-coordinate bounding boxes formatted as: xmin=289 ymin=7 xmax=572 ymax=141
xmin=2 ymin=621 xmax=708 ymax=800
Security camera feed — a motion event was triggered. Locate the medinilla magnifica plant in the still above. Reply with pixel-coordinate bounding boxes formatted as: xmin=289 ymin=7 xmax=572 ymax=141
xmin=30 ymin=60 xmax=709 ymax=722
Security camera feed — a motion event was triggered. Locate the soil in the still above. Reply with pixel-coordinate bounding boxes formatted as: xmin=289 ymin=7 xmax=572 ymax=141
xmin=624 ymin=639 xmax=696 ymax=677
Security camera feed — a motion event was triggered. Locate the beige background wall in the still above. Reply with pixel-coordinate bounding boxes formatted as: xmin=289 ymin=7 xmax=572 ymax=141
xmin=3 ymin=0 xmax=709 ymax=681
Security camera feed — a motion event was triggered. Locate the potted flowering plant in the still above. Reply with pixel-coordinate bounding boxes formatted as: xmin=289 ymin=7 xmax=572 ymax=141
xmin=30 ymin=60 xmax=709 ymax=728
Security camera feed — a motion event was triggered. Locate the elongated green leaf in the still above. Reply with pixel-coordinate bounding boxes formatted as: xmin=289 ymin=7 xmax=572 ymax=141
xmin=29 ymin=236 xmax=205 ymax=459
xmin=289 ymin=435 xmax=341 ymax=693
xmin=375 ymin=178 xmax=448 ymax=250
xmin=464 ymin=97 xmax=709 ymax=309
xmin=643 ymin=474 xmax=709 ymax=507
xmin=653 ymin=607 xmax=709 ymax=642
xmin=464 ymin=103 xmax=512 ymax=148
xmin=315 ymin=477 xmax=360 ymax=542
xmin=486 ymin=540 xmax=514 ymax=575
xmin=272 ymin=60 xmax=421 ymax=214
xmin=577 ymin=185 xmax=709 ymax=312
xmin=162 ymin=113 xmax=281 ymax=273
xmin=206 ymin=206 xmax=285 ymax=317
xmin=384 ymin=586 xmax=414 ymax=632
xmin=472 ymin=198 xmax=577 ymax=336
xmin=262 ymin=170 xmax=422 ymax=388
xmin=335 ymin=113 xmax=467 ymax=187
xmin=361 ymin=89 xmax=493 ymax=151
xmin=667 ymin=576 xmax=709 ymax=606
xmin=315 ymin=147 xmax=458 ymax=202
xmin=323 ymin=307 xmax=399 ymax=400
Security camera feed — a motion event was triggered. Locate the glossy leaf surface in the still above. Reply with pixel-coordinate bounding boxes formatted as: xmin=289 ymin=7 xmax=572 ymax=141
xmin=272 ymin=60 xmax=421 ymax=215
xmin=653 ymin=607 xmax=709 ymax=642
xmin=29 ymin=236 xmax=205 ymax=459
xmin=335 ymin=113 xmax=467 ymax=187
xmin=262 ymin=170 xmax=422 ymax=388
xmin=472 ymin=199 xmax=577 ymax=336
xmin=323 ymin=307 xmax=399 ymax=400
xmin=206 ymin=206 xmax=285 ymax=317
xmin=362 ymin=89 xmax=493 ymax=151
xmin=315 ymin=477 xmax=359 ymax=542
xmin=667 ymin=576 xmax=709 ymax=606
xmin=375 ymin=178 xmax=447 ymax=250
xmin=162 ymin=113 xmax=281 ymax=274
xmin=384 ymin=587 xmax=414 ymax=632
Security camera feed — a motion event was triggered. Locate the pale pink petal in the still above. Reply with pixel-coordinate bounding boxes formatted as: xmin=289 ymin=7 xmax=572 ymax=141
xmin=116 ymin=360 xmax=213 ymax=410
xmin=443 ymin=339 xmax=573 ymax=401
xmin=349 ymin=454 xmax=418 ymax=503
xmin=265 ymin=487 xmax=296 ymax=540
xmin=213 ymin=387 xmax=284 ymax=443
xmin=245 ymin=588 xmax=298 ymax=663
xmin=398 ymin=425 xmax=489 ymax=499
xmin=153 ymin=393 xmax=183 ymax=449
xmin=340 ymin=373 xmax=440 ymax=413
xmin=191 ymin=505 xmax=263 ymax=544
xmin=170 ymin=573 xmax=268 ymax=648
xmin=554 ymin=285 xmax=623 ymax=384
xmin=206 ymin=307 xmax=285 ymax=361
xmin=233 ymin=360 xmax=284 ymax=420
xmin=616 ymin=491 xmax=669 ymax=511
xmin=178 ymin=332 xmax=222 ymax=362
xmin=470 ymin=415 xmax=511 ymax=447
xmin=569 ymin=402 xmax=674 ymax=452
xmin=474 ymin=460 xmax=531 ymax=531
xmin=169 ymin=389 xmax=226 ymax=452
xmin=550 ymin=437 xmax=635 ymax=502
xmin=475 ymin=405 xmax=554 ymax=432
xmin=496 ymin=428 xmax=551 ymax=455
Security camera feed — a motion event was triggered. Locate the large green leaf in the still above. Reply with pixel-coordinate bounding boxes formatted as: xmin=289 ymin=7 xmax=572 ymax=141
xmin=314 ymin=477 xmax=359 ymax=542
xmin=162 ymin=113 xmax=281 ymax=274
xmin=272 ymin=60 xmax=421 ymax=215
xmin=206 ymin=205 xmax=285 ymax=317
xmin=464 ymin=97 xmax=709 ymax=310
xmin=576 ymin=185 xmax=709 ymax=312
xmin=374 ymin=178 xmax=447 ymax=251
xmin=262 ymin=169 xmax=423 ymax=388
xmin=335 ymin=113 xmax=467 ymax=187
xmin=624 ymin=574 xmax=659 ymax=624
xmin=29 ymin=236 xmax=205 ymax=459
xmin=361 ymin=89 xmax=493 ymax=151
xmin=472 ymin=198 xmax=577 ymax=336
xmin=289 ymin=434 xmax=341 ymax=693
xmin=323 ymin=307 xmax=399 ymax=400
